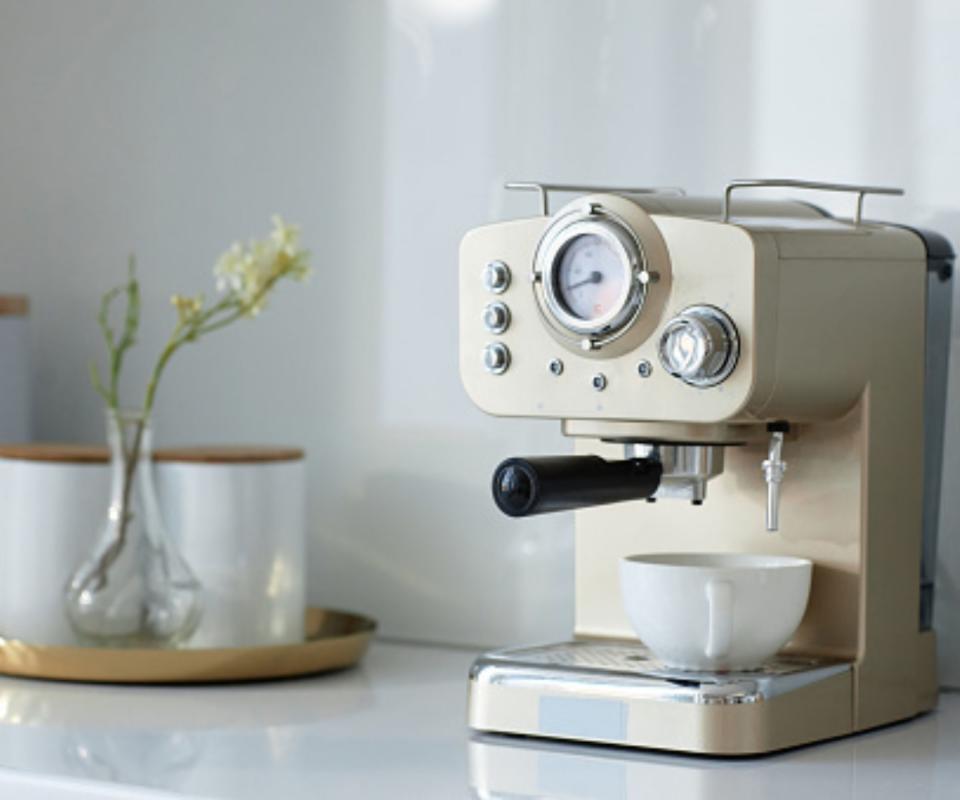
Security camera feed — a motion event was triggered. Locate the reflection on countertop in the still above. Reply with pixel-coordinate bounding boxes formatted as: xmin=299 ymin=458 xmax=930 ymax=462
xmin=0 ymin=642 xmax=955 ymax=799
xmin=469 ymin=704 xmax=957 ymax=800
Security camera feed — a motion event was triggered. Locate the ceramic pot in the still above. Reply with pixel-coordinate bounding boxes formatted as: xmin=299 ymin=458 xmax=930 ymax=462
xmin=155 ymin=446 xmax=306 ymax=648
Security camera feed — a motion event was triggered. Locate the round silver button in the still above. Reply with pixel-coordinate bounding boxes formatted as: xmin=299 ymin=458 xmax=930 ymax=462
xmin=658 ymin=306 xmax=739 ymax=387
xmin=482 ymin=342 xmax=511 ymax=374
xmin=482 ymin=261 xmax=511 ymax=294
xmin=591 ymin=373 xmax=607 ymax=391
xmin=482 ymin=302 xmax=511 ymax=334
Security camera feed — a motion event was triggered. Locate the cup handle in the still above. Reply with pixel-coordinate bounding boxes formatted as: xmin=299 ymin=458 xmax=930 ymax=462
xmin=705 ymin=580 xmax=733 ymax=660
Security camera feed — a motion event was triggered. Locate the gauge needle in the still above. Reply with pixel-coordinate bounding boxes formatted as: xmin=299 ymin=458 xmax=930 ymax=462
xmin=565 ymin=271 xmax=603 ymax=291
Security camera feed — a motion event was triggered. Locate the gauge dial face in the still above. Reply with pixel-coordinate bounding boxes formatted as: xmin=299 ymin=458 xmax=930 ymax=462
xmin=554 ymin=233 xmax=630 ymax=322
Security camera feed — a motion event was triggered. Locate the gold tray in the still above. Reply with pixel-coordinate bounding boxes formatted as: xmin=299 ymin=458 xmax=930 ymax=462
xmin=0 ymin=608 xmax=376 ymax=684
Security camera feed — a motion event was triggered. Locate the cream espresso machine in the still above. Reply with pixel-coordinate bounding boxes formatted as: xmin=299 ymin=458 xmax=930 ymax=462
xmin=458 ymin=180 xmax=954 ymax=754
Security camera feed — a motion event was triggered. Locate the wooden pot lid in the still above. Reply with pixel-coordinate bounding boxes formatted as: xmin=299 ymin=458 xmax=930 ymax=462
xmin=0 ymin=444 xmax=108 ymax=463
xmin=154 ymin=446 xmax=305 ymax=463
xmin=0 ymin=295 xmax=29 ymax=317
xmin=0 ymin=444 xmax=304 ymax=464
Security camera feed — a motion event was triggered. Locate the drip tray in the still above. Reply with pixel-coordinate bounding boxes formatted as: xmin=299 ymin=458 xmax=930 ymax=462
xmin=471 ymin=640 xmax=852 ymax=705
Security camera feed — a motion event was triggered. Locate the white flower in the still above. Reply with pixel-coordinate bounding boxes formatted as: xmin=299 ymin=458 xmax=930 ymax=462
xmin=171 ymin=293 xmax=203 ymax=324
xmin=212 ymin=216 xmax=311 ymax=316
xmin=270 ymin=215 xmax=300 ymax=254
xmin=214 ymin=243 xmax=246 ymax=293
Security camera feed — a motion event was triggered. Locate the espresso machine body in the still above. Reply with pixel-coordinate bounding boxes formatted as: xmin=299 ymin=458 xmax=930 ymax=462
xmin=459 ymin=181 xmax=953 ymax=754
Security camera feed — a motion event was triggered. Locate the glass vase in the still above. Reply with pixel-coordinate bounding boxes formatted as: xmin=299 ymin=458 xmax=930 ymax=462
xmin=65 ymin=409 xmax=202 ymax=647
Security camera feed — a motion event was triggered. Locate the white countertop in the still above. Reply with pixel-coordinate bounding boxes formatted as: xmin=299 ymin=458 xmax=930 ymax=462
xmin=0 ymin=641 xmax=955 ymax=799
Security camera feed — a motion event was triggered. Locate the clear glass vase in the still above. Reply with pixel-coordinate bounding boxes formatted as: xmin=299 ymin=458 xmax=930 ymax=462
xmin=65 ymin=409 xmax=202 ymax=647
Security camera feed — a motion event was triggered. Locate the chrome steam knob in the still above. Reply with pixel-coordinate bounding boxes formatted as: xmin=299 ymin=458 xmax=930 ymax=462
xmin=658 ymin=305 xmax=739 ymax=387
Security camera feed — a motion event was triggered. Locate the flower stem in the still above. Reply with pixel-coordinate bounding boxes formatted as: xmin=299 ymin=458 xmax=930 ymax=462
xmin=140 ymin=272 xmax=281 ymax=413
xmin=89 ymin=413 xmax=146 ymax=589
xmin=90 ymin=258 xmax=140 ymax=411
xmin=143 ymin=327 xmax=183 ymax=416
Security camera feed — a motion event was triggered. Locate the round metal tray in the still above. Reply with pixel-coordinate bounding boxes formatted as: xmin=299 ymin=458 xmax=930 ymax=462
xmin=0 ymin=608 xmax=376 ymax=684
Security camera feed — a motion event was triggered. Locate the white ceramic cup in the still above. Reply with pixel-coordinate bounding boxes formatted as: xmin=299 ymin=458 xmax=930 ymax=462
xmin=620 ymin=553 xmax=812 ymax=671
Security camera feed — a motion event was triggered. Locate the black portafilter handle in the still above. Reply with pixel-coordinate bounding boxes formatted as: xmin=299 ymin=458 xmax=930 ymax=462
xmin=492 ymin=455 xmax=663 ymax=517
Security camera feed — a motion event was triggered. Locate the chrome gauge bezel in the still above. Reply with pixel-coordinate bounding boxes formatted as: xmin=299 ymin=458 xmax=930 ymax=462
xmin=533 ymin=204 xmax=649 ymax=347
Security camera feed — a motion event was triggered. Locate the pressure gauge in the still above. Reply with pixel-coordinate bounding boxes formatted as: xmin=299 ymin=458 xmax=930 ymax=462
xmin=535 ymin=203 xmax=649 ymax=345
xmin=554 ymin=234 xmax=629 ymax=322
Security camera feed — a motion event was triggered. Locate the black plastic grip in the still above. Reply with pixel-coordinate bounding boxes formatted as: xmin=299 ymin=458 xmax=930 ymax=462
xmin=492 ymin=455 xmax=663 ymax=517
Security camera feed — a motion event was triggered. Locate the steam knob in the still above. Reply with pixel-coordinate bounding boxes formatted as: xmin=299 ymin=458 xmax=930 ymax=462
xmin=658 ymin=305 xmax=739 ymax=387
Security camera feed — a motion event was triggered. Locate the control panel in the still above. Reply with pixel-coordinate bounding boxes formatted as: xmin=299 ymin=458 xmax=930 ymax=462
xmin=459 ymin=194 xmax=760 ymax=424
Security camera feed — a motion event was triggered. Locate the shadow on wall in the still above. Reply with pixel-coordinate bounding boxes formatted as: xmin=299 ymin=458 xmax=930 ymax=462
xmin=316 ymin=426 xmax=574 ymax=649
xmin=349 ymin=472 xmax=570 ymax=647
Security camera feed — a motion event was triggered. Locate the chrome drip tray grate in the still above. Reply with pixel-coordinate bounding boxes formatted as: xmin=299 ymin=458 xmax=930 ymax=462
xmin=472 ymin=640 xmax=852 ymax=704
xmin=486 ymin=640 xmax=830 ymax=679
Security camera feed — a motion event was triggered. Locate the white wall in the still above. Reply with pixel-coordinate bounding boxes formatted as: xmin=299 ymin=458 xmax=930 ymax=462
xmin=0 ymin=0 xmax=958 ymax=683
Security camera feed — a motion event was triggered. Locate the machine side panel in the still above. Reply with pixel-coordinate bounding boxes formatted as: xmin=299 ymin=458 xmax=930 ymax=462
xmin=757 ymin=250 xmax=929 ymax=729
xmin=750 ymin=241 xmax=926 ymax=421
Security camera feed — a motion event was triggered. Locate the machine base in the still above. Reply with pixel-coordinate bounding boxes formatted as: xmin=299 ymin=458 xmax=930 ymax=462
xmin=468 ymin=640 xmax=856 ymax=755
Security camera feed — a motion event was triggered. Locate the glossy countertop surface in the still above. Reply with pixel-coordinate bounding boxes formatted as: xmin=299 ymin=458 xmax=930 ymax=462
xmin=0 ymin=641 xmax=955 ymax=799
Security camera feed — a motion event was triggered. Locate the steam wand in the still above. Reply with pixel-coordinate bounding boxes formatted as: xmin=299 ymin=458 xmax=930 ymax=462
xmin=761 ymin=423 xmax=789 ymax=531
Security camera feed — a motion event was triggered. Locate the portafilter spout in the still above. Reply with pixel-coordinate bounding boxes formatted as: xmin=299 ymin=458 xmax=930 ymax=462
xmin=492 ymin=455 xmax=663 ymax=517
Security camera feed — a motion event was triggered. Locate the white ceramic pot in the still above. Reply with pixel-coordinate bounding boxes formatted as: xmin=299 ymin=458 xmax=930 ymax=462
xmin=155 ymin=447 xmax=306 ymax=648
xmin=0 ymin=446 xmax=110 ymax=645
xmin=0 ymin=295 xmax=30 ymax=442
xmin=0 ymin=444 xmax=306 ymax=649
xmin=620 ymin=553 xmax=812 ymax=671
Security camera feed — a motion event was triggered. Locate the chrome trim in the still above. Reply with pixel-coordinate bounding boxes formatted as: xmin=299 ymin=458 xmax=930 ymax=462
xmin=482 ymin=260 xmax=511 ymax=294
xmin=504 ymin=178 xmax=904 ymax=223
xmin=471 ymin=640 xmax=851 ymax=707
xmin=507 ymin=181 xmax=685 ymax=216
xmin=722 ymin=179 xmax=903 ymax=225
xmin=626 ymin=443 xmax=725 ymax=502
xmin=657 ymin=305 xmax=740 ymax=388
xmin=482 ymin=302 xmax=510 ymax=334
xmin=761 ymin=431 xmax=787 ymax=531
xmin=533 ymin=203 xmax=648 ymax=347
xmin=482 ymin=342 xmax=510 ymax=375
